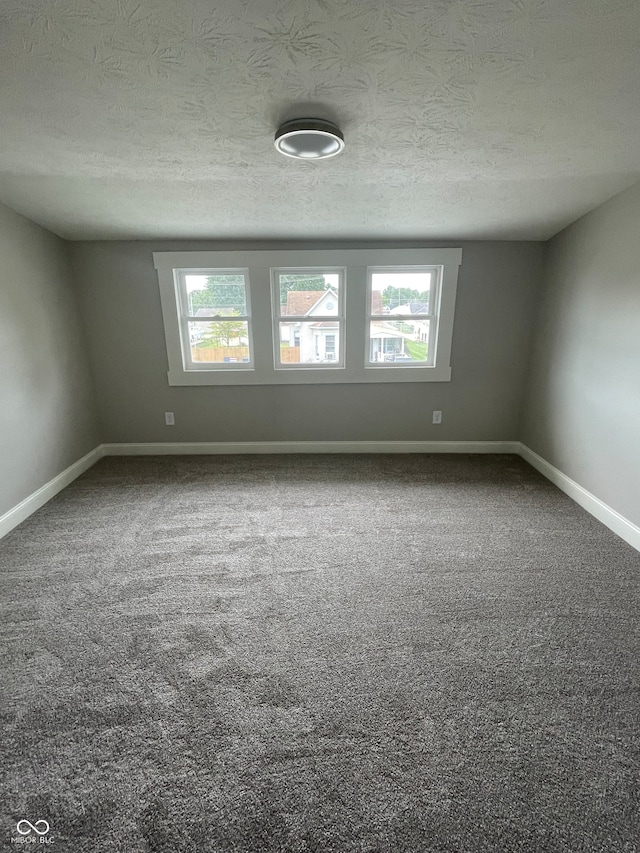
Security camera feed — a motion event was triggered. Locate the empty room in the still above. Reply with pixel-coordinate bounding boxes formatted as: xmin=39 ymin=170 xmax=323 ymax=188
xmin=1 ymin=1 xmax=639 ymax=851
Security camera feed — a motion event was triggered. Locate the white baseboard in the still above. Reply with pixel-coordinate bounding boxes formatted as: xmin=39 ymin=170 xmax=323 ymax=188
xmin=101 ymin=440 xmax=520 ymax=456
xmin=0 ymin=445 xmax=105 ymax=539
xmin=518 ymin=443 xmax=640 ymax=553
xmin=3 ymin=441 xmax=638 ymax=554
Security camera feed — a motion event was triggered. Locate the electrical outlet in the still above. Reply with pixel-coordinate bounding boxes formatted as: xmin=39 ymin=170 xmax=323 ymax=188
xmin=432 ymin=410 xmax=442 ymax=424
xmin=165 ymin=412 xmax=175 ymax=426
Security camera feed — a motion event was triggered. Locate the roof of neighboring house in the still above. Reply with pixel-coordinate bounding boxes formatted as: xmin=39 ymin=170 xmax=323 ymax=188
xmin=282 ymin=291 xmax=324 ymax=317
xmin=282 ymin=289 xmax=384 ymax=317
xmin=370 ymin=320 xmax=413 ymax=340
xmin=389 ymin=301 xmax=429 ymax=315
xmin=283 ymin=289 xmax=339 ymax=317
xmin=309 ymin=321 xmax=340 ymax=329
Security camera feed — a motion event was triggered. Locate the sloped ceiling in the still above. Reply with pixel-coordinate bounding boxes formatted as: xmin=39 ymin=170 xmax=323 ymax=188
xmin=0 ymin=0 xmax=639 ymax=241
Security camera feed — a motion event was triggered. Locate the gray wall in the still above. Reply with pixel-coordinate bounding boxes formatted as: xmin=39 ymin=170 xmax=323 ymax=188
xmin=0 ymin=203 xmax=99 ymax=517
xmin=70 ymin=240 xmax=544 ymax=443
xmin=521 ymin=180 xmax=640 ymax=528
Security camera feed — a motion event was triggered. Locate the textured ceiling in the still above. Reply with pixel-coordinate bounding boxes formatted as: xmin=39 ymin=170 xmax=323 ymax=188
xmin=0 ymin=0 xmax=639 ymax=241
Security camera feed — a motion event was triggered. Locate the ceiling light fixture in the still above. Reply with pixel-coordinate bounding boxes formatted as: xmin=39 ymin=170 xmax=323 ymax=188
xmin=274 ymin=118 xmax=345 ymax=160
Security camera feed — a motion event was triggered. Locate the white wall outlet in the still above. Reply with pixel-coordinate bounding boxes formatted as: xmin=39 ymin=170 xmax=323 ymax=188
xmin=432 ymin=410 xmax=442 ymax=424
xmin=165 ymin=412 xmax=175 ymax=425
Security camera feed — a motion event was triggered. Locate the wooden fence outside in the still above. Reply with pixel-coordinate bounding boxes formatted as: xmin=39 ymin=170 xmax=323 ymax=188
xmin=192 ymin=346 xmax=302 ymax=364
xmin=280 ymin=347 xmax=301 ymax=363
xmin=192 ymin=346 xmax=250 ymax=363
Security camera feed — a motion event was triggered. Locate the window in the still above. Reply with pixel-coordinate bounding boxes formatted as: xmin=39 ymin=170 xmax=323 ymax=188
xmin=367 ymin=268 xmax=435 ymax=366
xmin=154 ymin=249 xmax=461 ymax=385
xmin=272 ymin=268 xmax=345 ymax=368
xmin=325 ymin=334 xmax=336 ymax=360
xmin=174 ymin=268 xmax=253 ymax=370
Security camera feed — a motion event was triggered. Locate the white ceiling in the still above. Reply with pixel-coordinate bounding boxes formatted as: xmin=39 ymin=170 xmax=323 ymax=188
xmin=0 ymin=0 xmax=639 ymax=241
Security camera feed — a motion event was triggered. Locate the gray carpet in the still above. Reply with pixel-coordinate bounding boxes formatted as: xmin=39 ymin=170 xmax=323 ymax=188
xmin=1 ymin=454 xmax=639 ymax=852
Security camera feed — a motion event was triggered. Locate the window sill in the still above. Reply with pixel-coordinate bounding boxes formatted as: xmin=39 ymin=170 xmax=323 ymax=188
xmin=167 ymin=365 xmax=452 ymax=385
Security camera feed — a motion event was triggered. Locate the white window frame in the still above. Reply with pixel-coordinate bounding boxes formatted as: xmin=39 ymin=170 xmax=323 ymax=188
xmin=174 ymin=267 xmax=254 ymax=371
xmin=366 ymin=265 xmax=438 ymax=368
xmin=271 ymin=267 xmax=345 ymax=370
xmin=153 ymin=248 xmax=461 ymax=386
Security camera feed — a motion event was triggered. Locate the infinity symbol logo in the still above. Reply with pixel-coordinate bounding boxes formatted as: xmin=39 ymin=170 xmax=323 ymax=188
xmin=17 ymin=820 xmax=50 ymax=836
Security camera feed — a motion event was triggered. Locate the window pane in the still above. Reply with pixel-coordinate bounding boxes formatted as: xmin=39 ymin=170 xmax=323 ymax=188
xmin=370 ymin=271 xmax=431 ymax=315
xmin=279 ymin=321 xmax=340 ymax=364
xmin=278 ymin=272 xmax=340 ymax=317
xmin=186 ymin=273 xmax=247 ymax=316
xmin=188 ymin=320 xmax=251 ymax=364
xmin=369 ymin=320 xmax=429 ymax=363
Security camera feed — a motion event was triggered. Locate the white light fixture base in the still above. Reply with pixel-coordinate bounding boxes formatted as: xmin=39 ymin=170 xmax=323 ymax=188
xmin=274 ymin=118 xmax=345 ymax=160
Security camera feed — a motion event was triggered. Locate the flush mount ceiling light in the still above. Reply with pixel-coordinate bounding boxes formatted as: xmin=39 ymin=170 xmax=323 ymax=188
xmin=274 ymin=118 xmax=345 ymax=160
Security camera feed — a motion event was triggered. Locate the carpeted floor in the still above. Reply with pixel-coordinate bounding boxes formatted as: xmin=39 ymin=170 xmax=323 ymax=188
xmin=1 ymin=454 xmax=639 ymax=852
